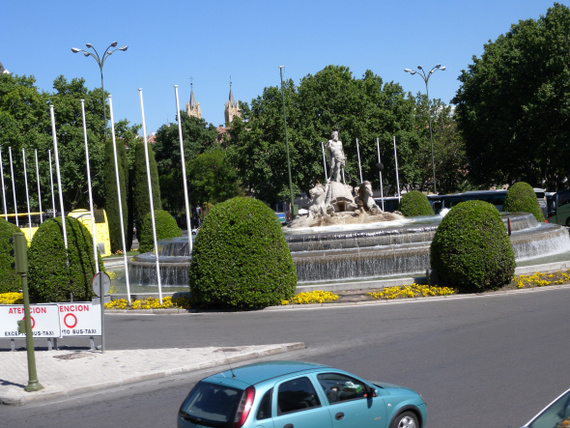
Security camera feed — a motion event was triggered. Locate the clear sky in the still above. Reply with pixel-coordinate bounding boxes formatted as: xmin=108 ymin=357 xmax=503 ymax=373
xmin=2 ymin=0 xmax=566 ymax=136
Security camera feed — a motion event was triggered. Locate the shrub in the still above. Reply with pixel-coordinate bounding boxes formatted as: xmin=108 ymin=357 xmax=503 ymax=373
xmin=502 ymin=182 xmax=545 ymax=222
xmin=28 ymin=217 xmax=104 ymax=303
xmin=0 ymin=218 xmax=23 ymax=294
xmin=399 ymin=191 xmax=434 ymax=217
xmin=138 ymin=210 xmax=182 ymax=253
xmin=430 ymin=200 xmax=515 ymax=293
xmin=189 ymin=197 xmax=297 ymax=309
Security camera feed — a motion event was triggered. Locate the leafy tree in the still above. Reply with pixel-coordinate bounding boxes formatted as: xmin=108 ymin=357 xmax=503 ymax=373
xmin=0 ymin=219 xmax=22 ymax=293
xmin=227 ymin=65 xmax=420 ymax=207
xmin=138 ymin=209 xmax=181 ymax=254
xmin=399 ymin=190 xmax=434 ymax=217
xmin=503 ymin=181 xmax=545 ymax=222
xmin=104 ymin=137 xmax=128 ymax=253
xmin=454 ymin=3 xmax=570 ymax=190
xmin=132 ymin=140 xmax=162 ymax=237
xmin=189 ymin=197 xmax=296 ymax=309
xmin=28 ymin=216 xmax=104 ymax=303
xmin=187 ymin=147 xmax=243 ymax=206
xmin=412 ymin=94 xmax=468 ymax=194
xmin=152 ymin=114 xmax=219 ymax=213
xmin=430 ymin=200 xmax=515 ymax=293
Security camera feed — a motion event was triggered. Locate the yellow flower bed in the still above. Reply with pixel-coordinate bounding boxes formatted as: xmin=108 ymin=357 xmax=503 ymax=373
xmin=105 ymin=295 xmax=192 ymax=310
xmin=282 ymin=290 xmax=339 ymax=305
xmin=0 ymin=292 xmax=23 ymax=305
xmin=368 ymin=283 xmax=458 ymax=300
xmin=512 ymin=270 xmax=570 ymax=289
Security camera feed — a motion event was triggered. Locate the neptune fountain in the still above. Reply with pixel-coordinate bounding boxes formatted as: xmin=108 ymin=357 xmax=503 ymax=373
xmin=126 ymin=130 xmax=570 ymax=289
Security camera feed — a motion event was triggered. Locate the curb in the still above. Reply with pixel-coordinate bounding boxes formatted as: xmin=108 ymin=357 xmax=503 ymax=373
xmin=0 ymin=343 xmax=306 ymax=406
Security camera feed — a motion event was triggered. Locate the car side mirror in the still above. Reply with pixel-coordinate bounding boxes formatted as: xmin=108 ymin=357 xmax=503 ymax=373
xmin=364 ymin=385 xmax=378 ymax=398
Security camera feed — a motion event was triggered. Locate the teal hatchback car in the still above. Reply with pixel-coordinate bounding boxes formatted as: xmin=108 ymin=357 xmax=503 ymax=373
xmin=177 ymin=361 xmax=426 ymax=428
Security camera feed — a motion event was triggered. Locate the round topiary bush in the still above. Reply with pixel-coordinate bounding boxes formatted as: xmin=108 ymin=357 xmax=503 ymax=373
xmin=399 ymin=191 xmax=434 ymax=217
xmin=0 ymin=218 xmax=23 ymax=294
xmin=430 ymin=200 xmax=515 ymax=293
xmin=138 ymin=210 xmax=182 ymax=254
xmin=189 ymin=197 xmax=297 ymax=309
xmin=28 ymin=217 xmax=104 ymax=303
xmin=502 ymin=182 xmax=545 ymax=222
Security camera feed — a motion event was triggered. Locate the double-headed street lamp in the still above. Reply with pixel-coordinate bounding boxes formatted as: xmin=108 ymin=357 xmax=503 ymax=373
xmin=71 ymin=41 xmax=128 ymax=137
xmin=404 ymin=64 xmax=446 ymax=194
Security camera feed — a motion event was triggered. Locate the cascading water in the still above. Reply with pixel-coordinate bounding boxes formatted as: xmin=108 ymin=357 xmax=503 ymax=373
xmin=125 ymin=212 xmax=570 ymax=287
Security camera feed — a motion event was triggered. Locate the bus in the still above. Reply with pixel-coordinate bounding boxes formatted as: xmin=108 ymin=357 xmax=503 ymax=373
xmin=427 ymin=189 xmax=548 ymax=217
xmin=547 ymin=188 xmax=570 ymax=227
xmin=4 ymin=209 xmax=112 ymax=256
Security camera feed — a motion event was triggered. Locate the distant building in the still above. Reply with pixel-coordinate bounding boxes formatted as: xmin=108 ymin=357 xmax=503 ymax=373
xmin=185 ymin=83 xmax=202 ymax=119
xmin=0 ymin=61 xmax=9 ymax=74
xmin=224 ymin=81 xmax=241 ymax=126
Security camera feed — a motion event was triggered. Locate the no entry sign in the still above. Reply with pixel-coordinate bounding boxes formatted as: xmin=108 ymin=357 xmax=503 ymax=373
xmin=0 ymin=304 xmax=60 ymax=338
xmin=0 ymin=302 xmax=101 ymax=338
xmin=58 ymin=303 xmax=101 ymax=336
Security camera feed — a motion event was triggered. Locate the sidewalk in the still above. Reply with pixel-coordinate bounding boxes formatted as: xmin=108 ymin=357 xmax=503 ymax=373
xmin=0 ymin=342 xmax=305 ymax=406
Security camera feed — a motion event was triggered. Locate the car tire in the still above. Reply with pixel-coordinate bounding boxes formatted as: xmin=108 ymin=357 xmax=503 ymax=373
xmin=390 ymin=410 xmax=419 ymax=428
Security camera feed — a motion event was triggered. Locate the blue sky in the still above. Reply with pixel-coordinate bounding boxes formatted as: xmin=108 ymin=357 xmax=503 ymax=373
xmin=2 ymin=0 xmax=565 ymax=135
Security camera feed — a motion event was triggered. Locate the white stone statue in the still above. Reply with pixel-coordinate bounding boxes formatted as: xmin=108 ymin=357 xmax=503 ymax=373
xmin=326 ymin=131 xmax=345 ymax=183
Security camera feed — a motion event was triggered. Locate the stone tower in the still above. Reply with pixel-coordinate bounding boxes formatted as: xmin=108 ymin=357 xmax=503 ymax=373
xmin=224 ymin=81 xmax=241 ymax=125
xmin=186 ymin=83 xmax=202 ymax=119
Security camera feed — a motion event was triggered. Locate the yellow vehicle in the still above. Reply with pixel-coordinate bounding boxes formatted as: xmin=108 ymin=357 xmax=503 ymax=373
xmin=5 ymin=209 xmax=112 ymax=257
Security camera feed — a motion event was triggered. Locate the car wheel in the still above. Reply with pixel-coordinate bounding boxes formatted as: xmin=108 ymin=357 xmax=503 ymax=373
xmin=390 ymin=411 xmax=419 ymax=428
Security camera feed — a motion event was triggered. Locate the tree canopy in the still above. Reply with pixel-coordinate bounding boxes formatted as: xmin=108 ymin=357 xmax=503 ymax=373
xmin=454 ymin=3 xmax=570 ymax=190
xmin=226 ymin=65 xmax=453 ymax=207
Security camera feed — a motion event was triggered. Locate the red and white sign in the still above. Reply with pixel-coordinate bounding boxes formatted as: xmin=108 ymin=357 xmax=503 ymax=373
xmin=57 ymin=303 xmax=101 ymax=336
xmin=0 ymin=304 xmax=60 ymax=338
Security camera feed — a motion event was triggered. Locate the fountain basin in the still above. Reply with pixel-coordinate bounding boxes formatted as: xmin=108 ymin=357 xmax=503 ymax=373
xmin=125 ymin=212 xmax=570 ymax=287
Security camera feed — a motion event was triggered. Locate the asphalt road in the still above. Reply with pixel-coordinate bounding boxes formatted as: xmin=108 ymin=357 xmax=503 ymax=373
xmin=3 ymin=286 xmax=570 ymax=427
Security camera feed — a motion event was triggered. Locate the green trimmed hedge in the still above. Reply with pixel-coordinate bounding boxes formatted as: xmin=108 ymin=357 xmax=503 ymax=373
xmin=138 ymin=210 xmax=182 ymax=254
xmin=28 ymin=217 xmax=104 ymax=303
xmin=503 ymin=182 xmax=545 ymax=222
xmin=189 ymin=197 xmax=297 ymax=309
xmin=0 ymin=219 xmax=23 ymax=294
xmin=430 ymin=200 xmax=515 ymax=293
xmin=399 ymin=191 xmax=434 ymax=217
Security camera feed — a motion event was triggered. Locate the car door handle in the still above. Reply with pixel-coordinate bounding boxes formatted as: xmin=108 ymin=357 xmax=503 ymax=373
xmin=284 ymin=424 xmax=294 ymax=428
xmin=335 ymin=412 xmax=345 ymax=420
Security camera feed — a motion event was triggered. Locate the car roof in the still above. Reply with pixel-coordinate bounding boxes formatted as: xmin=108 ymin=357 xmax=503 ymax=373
xmin=205 ymin=361 xmax=330 ymax=387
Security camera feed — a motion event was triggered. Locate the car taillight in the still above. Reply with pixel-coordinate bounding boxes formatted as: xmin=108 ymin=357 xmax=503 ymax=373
xmin=234 ymin=386 xmax=255 ymax=428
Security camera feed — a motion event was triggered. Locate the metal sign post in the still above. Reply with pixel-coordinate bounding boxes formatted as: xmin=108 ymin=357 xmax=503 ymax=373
xmin=92 ymin=272 xmax=110 ymax=352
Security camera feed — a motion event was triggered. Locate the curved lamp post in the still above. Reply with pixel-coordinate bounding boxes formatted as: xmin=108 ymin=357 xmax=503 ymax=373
xmin=71 ymin=42 xmax=128 ymax=137
xmin=404 ymin=64 xmax=445 ymax=194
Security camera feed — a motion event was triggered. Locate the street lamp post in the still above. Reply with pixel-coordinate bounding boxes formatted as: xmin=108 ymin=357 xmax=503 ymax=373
xmin=404 ymin=64 xmax=446 ymax=194
xmin=71 ymin=42 xmax=128 ymax=137
xmin=279 ymin=65 xmax=296 ymax=219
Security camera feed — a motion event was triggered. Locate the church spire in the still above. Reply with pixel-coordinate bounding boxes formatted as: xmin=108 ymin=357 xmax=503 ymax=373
xmin=186 ymin=80 xmax=201 ymax=119
xmin=224 ymin=78 xmax=241 ymax=125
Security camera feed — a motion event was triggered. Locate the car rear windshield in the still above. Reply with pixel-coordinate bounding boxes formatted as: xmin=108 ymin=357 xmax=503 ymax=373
xmin=179 ymin=381 xmax=243 ymax=428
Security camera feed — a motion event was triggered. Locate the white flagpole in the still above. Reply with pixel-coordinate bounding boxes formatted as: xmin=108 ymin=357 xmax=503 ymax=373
xmin=393 ymin=136 xmax=401 ymax=202
xmin=34 ymin=149 xmax=43 ymax=223
xmin=108 ymin=95 xmax=131 ymax=304
xmin=48 ymin=150 xmax=56 ymax=218
xmin=80 ymin=99 xmax=99 ymax=274
xmin=138 ymin=88 xmax=163 ymax=304
xmin=321 ymin=142 xmax=328 ymax=182
xmin=174 ymin=85 xmax=193 ymax=253
xmin=22 ymin=148 xmax=33 ymax=240
xmin=50 ymin=105 xmax=68 ymax=249
xmin=0 ymin=147 xmax=7 ymax=220
xmin=356 ymin=138 xmax=363 ymax=184
xmin=8 ymin=147 xmax=19 ymax=227
xmin=376 ymin=138 xmax=384 ymax=211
